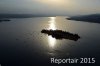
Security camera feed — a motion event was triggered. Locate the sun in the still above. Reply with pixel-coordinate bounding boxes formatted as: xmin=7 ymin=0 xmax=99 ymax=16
xmin=48 ymin=0 xmax=59 ymax=2
xmin=36 ymin=0 xmax=65 ymax=5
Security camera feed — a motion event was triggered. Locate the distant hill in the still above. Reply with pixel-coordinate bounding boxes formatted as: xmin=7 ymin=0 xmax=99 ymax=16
xmin=0 ymin=14 xmax=36 ymax=18
xmin=0 ymin=14 xmax=55 ymax=18
xmin=67 ymin=14 xmax=100 ymax=23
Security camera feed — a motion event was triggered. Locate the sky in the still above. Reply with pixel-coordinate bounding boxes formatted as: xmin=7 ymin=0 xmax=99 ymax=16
xmin=0 ymin=0 xmax=100 ymax=16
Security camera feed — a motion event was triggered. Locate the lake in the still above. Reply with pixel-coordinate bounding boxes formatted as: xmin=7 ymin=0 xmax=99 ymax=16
xmin=0 ymin=16 xmax=100 ymax=66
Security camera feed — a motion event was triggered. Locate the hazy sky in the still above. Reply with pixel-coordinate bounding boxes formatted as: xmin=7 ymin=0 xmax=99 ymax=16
xmin=0 ymin=0 xmax=100 ymax=16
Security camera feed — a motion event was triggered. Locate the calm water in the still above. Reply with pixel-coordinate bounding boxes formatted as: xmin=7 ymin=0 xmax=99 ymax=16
xmin=0 ymin=17 xmax=100 ymax=66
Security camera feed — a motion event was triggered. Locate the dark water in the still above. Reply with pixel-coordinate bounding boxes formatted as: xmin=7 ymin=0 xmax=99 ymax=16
xmin=0 ymin=17 xmax=100 ymax=66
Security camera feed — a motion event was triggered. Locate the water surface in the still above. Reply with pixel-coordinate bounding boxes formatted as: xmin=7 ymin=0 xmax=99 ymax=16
xmin=0 ymin=17 xmax=100 ymax=66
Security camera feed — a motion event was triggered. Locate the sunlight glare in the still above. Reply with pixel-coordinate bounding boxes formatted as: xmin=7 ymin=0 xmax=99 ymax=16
xmin=48 ymin=17 xmax=57 ymax=48
xmin=48 ymin=17 xmax=56 ymax=30
xmin=48 ymin=36 xmax=56 ymax=48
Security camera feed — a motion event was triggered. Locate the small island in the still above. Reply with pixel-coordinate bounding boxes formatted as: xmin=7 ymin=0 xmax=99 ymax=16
xmin=41 ymin=29 xmax=80 ymax=41
xmin=0 ymin=19 xmax=11 ymax=22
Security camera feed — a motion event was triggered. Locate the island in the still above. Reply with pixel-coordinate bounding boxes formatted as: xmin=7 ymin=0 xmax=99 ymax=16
xmin=0 ymin=19 xmax=11 ymax=22
xmin=41 ymin=29 xmax=80 ymax=41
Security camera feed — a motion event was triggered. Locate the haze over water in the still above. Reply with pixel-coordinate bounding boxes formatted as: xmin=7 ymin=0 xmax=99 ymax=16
xmin=0 ymin=0 xmax=100 ymax=16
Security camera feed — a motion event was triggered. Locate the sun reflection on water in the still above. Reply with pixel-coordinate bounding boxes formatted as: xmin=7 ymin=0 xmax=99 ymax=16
xmin=48 ymin=17 xmax=57 ymax=48
xmin=48 ymin=17 xmax=56 ymax=30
